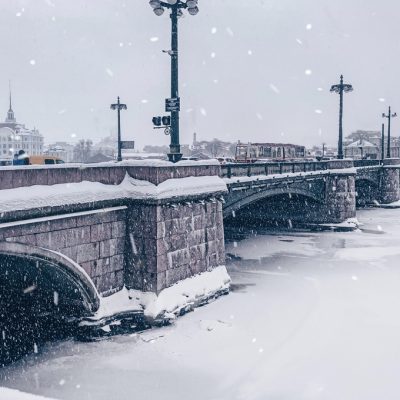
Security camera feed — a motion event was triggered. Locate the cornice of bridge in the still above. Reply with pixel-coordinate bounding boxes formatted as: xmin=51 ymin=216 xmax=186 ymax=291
xmin=224 ymin=168 xmax=357 ymax=191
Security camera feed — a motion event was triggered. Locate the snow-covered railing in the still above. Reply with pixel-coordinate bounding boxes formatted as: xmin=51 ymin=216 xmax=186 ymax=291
xmin=221 ymin=161 xmax=328 ymax=178
xmin=353 ymin=160 xmax=382 ymax=167
xmin=221 ymin=159 xmax=385 ymax=178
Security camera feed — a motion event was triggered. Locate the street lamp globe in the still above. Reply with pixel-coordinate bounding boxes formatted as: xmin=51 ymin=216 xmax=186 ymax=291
xmin=167 ymin=0 xmax=178 ymax=4
xmin=187 ymin=0 xmax=198 ymax=7
xmin=153 ymin=6 xmax=165 ymax=16
xmin=187 ymin=6 xmax=199 ymax=15
xmin=149 ymin=0 xmax=161 ymax=8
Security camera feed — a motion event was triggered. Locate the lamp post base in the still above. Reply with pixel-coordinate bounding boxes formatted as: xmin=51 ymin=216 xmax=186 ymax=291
xmin=168 ymin=152 xmax=183 ymax=163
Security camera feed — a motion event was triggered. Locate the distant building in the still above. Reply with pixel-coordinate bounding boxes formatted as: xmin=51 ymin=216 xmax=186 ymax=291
xmin=345 ymin=130 xmax=381 ymax=147
xmin=344 ymin=139 xmax=379 ymax=159
xmin=345 ymin=129 xmax=400 ymax=159
xmin=192 ymin=134 xmax=235 ymax=157
xmin=0 ymin=92 xmax=43 ymax=161
xmin=44 ymin=142 xmax=75 ymax=163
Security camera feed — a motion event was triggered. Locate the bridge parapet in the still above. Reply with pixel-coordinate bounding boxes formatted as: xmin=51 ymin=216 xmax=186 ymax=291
xmin=221 ymin=158 xmax=359 ymax=179
xmin=0 ymin=160 xmax=220 ymax=190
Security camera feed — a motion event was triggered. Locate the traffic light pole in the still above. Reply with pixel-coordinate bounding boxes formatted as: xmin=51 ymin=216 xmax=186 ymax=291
xmin=169 ymin=6 xmax=182 ymax=163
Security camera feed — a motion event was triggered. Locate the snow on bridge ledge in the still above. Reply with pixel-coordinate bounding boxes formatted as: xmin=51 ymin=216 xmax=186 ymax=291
xmin=0 ymin=174 xmax=227 ymax=215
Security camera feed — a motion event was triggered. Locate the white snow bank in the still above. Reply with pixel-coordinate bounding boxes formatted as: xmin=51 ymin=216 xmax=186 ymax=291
xmin=317 ymin=217 xmax=359 ymax=229
xmin=86 ymin=266 xmax=231 ymax=323
xmin=0 ymin=388 xmax=57 ymax=400
xmin=0 ymin=174 xmax=227 ymax=214
xmin=379 ymin=199 xmax=400 ymax=208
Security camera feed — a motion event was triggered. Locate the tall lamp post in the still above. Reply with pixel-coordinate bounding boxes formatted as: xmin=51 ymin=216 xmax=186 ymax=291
xmin=382 ymin=106 xmax=397 ymax=158
xmin=330 ymin=75 xmax=353 ymax=159
xmin=149 ymin=0 xmax=200 ymax=163
xmin=110 ymin=97 xmax=127 ymax=162
xmin=381 ymin=123 xmax=385 ymax=161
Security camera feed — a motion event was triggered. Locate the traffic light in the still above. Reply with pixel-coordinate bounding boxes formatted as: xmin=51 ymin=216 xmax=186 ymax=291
xmin=162 ymin=116 xmax=171 ymax=126
xmin=152 ymin=116 xmax=162 ymax=126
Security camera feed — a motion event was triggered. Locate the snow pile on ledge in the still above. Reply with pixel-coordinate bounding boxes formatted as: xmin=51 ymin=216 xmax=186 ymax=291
xmin=319 ymin=217 xmax=360 ymax=229
xmin=0 ymin=174 xmax=227 ymax=214
xmin=0 ymin=388 xmax=56 ymax=400
xmin=89 ymin=266 xmax=231 ymax=323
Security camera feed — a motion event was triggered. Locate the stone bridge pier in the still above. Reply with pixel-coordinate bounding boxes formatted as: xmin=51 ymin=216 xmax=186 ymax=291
xmin=322 ymin=161 xmax=356 ymax=223
xmin=380 ymin=159 xmax=400 ymax=204
xmin=355 ymin=158 xmax=400 ymax=205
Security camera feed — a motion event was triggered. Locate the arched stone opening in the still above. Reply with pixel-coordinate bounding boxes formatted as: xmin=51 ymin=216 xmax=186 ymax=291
xmin=0 ymin=242 xmax=99 ymax=365
xmin=355 ymin=178 xmax=379 ymax=206
xmin=224 ymin=190 xmax=324 ymax=229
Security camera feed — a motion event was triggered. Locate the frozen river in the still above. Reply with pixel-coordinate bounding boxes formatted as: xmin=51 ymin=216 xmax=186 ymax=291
xmin=2 ymin=207 xmax=400 ymax=400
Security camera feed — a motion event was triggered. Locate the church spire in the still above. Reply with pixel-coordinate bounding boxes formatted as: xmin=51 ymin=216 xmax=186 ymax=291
xmin=9 ymin=82 xmax=12 ymax=111
xmin=6 ymin=81 xmax=16 ymax=123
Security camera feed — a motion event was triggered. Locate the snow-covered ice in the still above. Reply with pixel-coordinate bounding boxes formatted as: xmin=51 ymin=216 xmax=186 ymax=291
xmin=2 ymin=208 xmax=400 ymax=400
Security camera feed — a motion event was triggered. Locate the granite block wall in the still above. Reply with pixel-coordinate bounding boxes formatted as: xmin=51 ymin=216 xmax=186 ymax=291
xmin=125 ymin=199 xmax=225 ymax=293
xmin=0 ymin=208 xmax=127 ymax=296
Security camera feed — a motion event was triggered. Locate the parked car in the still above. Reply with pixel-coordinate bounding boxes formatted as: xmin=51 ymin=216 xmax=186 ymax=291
xmin=217 ymin=157 xmax=235 ymax=164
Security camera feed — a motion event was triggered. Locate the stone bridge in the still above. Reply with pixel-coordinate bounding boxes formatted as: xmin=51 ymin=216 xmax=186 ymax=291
xmin=221 ymin=159 xmax=400 ymax=225
xmin=0 ymin=158 xmax=399 ymax=330
xmin=0 ymin=162 xmax=227 ymax=328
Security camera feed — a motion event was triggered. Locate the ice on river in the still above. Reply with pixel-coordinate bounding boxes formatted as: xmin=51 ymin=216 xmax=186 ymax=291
xmin=2 ymin=208 xmax=400 ymax=400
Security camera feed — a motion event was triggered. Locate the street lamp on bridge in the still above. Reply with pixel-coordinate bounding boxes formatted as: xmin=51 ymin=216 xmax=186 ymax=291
xmin=382 ymin=106 xmax=397 ymax=158
xmin=110 ymin=97 xmax=127 ymax=162
xmin=149 ymin=0 xmax=200 ymax=163
xmin=330 ymin=75 xmax=353 ymax=159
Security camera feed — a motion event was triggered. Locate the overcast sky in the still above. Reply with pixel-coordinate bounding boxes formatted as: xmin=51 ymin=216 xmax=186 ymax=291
xmin=0 ymin=0 xmax=399 ymax=149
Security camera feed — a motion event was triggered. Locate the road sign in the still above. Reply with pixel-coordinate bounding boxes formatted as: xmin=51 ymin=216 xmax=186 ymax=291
xmin=165 ymin=97 xmax=180 ymax=112
xmin=121 ymin=140 xmax=135 ymax=149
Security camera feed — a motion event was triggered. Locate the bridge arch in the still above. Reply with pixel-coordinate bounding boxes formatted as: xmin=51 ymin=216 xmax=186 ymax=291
xmin=355 ymin=177 xmax=380 ymax=205
xmin=0 ymin=242 xmax=100 ymax=315
xmin=223 ymin=186 xmax=324 ymax=219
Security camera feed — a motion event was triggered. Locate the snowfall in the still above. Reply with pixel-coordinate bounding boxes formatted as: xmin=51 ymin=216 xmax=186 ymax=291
xmin=2 ymin=207 xmax=400 ymax=400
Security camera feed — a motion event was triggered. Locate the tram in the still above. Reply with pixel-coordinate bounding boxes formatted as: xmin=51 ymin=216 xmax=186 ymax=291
xmin=235 ymin=142 xmax=307 ymax=163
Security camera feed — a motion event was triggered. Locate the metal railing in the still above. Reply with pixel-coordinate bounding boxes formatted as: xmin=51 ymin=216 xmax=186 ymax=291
xmin=221 ymin=159 xmax=383 ymax=179
xmin=353 ymin=159 xmax=382 ymax=167
xmin=221 ymin=161 xmax=328 ymax=179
